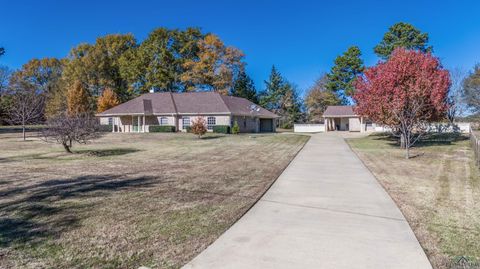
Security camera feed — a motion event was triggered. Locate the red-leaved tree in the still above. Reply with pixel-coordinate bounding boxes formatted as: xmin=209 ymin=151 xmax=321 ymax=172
xmin=354 ymin=48 xmax=450 ymax=159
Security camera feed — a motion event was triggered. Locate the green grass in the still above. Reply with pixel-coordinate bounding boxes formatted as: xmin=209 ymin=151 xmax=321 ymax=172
xmin=347 ymin=133 xmax=480 ymax=269
xmin=0 ymin=132 xmax=309 ymax=268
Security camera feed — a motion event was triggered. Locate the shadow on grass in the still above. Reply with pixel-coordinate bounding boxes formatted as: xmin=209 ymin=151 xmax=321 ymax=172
xmin=200 ymin=135 xmax=225 ymax=140
xmin=369 ymin=132 xmax=468 ymax=148
xmin=0 ymin=174 xmax=158 ymax=248
xmin=76 ymin=148 xmax=141 ymax=157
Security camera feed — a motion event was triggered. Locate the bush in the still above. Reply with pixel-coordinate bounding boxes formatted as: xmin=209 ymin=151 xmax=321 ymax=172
xmin=190 ymin=117 xmax=207 ymax=138
xmin=149 ymin=125 xmax=176 ymax=132
xmin=98 ymin=125 xmax=113 ymax=132
xmin=213 ymin=125 xmax=230 ymax=134
xmin=185 ymin=126 xmax=192 ymax=133
xmin=232 ymin=121 xmax=240 ymax=134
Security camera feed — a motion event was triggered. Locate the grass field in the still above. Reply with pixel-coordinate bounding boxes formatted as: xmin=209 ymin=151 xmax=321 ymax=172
xmin=347 ymin=133 xmax=480 ymax=269
xmin=0 ymin=132 xmax=308 ymax=269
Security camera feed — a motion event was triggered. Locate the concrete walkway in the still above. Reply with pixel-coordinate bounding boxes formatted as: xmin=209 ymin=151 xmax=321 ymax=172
xmin=183 ymin=133 xmax=432 ymax=269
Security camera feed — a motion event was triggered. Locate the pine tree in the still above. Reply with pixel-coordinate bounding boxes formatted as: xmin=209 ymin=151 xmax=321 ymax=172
xmin=67 ymin=81 xmax=91 ymax=116
xmin=97 ymin=88 xmax=120 ymax=112
xmin=259 ymin=66 xmax=286 ymax=112
xmin=231 ymin=70 xmax=258 ymax=103
xmin=326 ymin=46 xmax=364 ymax=101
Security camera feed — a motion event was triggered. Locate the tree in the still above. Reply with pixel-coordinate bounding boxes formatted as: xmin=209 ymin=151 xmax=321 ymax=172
xmin=462 ymin=65 xmax=480 ymax=115
xmin=9 ymin=58 xmax=64 ymax=119
xmin=354 ymin=48 xmax=450 ymax=159
xmin=259 ymin=66 xmax=303 ymax=128
xmin=181 ymin=34 xmax=245 ymax=95
xmin=67 ymin=81 xmax=91 ymax=116
xmin=305 ymin=74 xmax=341 ymax=122
xmin=190 ymin=117 xmax=207 ymax=138
xmin=0 ymin=47 xmax=4 ymax=57
xmin=279 ymin=83 xmax=303 ymax=128
xmin=446 ymin=68 xmax=467 ymax=123
xmin=43 ymin=112 xmax=99 ymax=153
xmin=97 ymin=88 xmax=120 ymax=113
xmin=119 ymin=28 xmax=203 ymax=94
xmin=259 ymin=66 xmax=285 ymax=111
xmin=63 ymin=34 xmax=136 ymax=100
xmin=326 ymin=46 xmax=364 ymax=100
xmin=231 ymin=70 xmax=258 ymax=103
xmin=374 ymin=22 xmax=432 ymax=59
xmin=7 ymin=83 xmax=45 ymax=140
xmin=0 ymin=65 xmax=12 ymax=124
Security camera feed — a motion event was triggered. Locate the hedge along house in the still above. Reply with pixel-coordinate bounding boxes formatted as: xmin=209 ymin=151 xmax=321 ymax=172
xmin=323 ymin=105 xmax=374 ymax=133
xmin=96 ymin=92 xmax=279 ymax=133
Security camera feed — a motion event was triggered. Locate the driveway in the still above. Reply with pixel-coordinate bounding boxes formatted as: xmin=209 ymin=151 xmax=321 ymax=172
xmin=183 ymin=133 xmax=432 ymax=269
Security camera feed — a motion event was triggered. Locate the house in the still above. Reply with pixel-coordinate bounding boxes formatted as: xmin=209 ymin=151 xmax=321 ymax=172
xmin=323 ymin=105 xmax=374 ymax=133
xmin=96 ymin=92 xmax=279 ymax=133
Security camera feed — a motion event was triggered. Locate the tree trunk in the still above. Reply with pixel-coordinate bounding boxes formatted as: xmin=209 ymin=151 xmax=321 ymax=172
xmin=400 ymin=135 xmax=405 ymax=149
xmin=22 ymin=124 xmax=26 ymax=141
xmin=62 ymin=142 xmax=72 ymax=153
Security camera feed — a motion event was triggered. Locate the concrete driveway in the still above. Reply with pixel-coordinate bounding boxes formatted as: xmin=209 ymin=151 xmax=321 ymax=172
xmin=183 ymin=133 xmax=432 ymax=269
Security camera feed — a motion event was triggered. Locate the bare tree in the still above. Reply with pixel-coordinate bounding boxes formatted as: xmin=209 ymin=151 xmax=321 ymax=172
xmin=42 ymin=113 xmax=99 ymax=153
xmin=8 ymin=84 xmax=45 ymax=140
xmin=447 ymin=68 xmax=467 ymax=123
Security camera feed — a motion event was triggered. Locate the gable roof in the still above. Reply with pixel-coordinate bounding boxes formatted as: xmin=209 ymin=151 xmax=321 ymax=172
xmin=323 ymin=106 xmax=358 ymax=117
xmin=97 ymin=92 xmax=279 ymax=118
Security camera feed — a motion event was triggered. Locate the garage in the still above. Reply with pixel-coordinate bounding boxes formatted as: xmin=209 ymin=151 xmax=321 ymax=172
xmin=259 ymin=119 xmax=274 ymax=132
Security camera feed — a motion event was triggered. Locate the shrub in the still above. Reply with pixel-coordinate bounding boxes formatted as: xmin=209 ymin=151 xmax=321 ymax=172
xmin=190 ymin=117 xmax=207 ymax=138
xmin=98 ymin=124 xmax=113 ymax=132
xmin=232 ymin=121 xmax=240 ymax=134
xmin=185 ymin=126 xmax=192 ymax=133
xmin=213 ymin=125 xmax=230 ymax=134
xmin=149 ymin=125 xmax=176 ymax=132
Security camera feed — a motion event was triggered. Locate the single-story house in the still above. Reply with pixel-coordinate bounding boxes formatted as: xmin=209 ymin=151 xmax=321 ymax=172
xmin=323 ymin=105 xmax=374 ymax=133
xmin=96 ymin=92 xmax=279 ymax=133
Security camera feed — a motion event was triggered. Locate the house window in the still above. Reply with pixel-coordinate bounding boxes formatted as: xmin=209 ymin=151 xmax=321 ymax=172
xmin=182 ymin=117 xmax=190 ymax=129
xmin=207 ymin=117 xmax=216 ymax=130
xmin=108 ymin=117 xmax=113 ymax=125
xmin=160 ymin=117 xmax=168 ymax=125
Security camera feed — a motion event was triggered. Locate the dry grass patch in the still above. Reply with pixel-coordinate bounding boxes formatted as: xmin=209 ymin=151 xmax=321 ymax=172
xmin=347 ymin=133 xmax=480 ymax=269
xmin=0 ymin=132 xmax=308 ymax=269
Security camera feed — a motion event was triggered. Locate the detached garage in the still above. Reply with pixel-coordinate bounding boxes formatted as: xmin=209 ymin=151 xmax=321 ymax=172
xmin=323 ymin=106 xmax=370 ymax=133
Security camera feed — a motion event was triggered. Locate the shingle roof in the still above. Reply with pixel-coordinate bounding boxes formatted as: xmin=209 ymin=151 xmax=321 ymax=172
xmin=323 ymin=106 xmax=357 ymax=117
xmin=97 ymin=92 xmax=279 ymax=118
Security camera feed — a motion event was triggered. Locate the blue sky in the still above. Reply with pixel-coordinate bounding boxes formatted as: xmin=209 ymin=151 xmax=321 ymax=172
xmin=1 ymin=0 xmax=479 ymax=95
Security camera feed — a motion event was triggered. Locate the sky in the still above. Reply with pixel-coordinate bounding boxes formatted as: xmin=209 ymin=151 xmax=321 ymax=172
xmin=1 ymin=0 xmax=480 ymax=96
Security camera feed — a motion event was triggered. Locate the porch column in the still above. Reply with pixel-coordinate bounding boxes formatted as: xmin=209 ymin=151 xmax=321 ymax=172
xmin=137 ymin=116 xmax=141 ymax=133
xmin=143 ymin=115 xmax=146 ymax=132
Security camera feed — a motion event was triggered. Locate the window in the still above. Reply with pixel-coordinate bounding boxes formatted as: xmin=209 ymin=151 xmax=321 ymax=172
xmin=160 ymin=117 xmax=168 ymax=125
xmin=182 ymin=117 xmax=190 ymax=129
xmin=108 ymin=117 xmax=113 ymax=125
xmin=207 ymin=117 xmax=216 ymax=130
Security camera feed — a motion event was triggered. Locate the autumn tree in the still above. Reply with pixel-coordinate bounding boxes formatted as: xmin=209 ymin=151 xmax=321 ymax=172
xmin=374 ymin=22 xmax=432 ymax=59
xmin=0 ymin=65 xmax=11 ymax=123
xmin=120 ymin=28 xmax=203 ymax=94
xmin=231 ymin=70 xmax=258 ymax=103
xmin=67 ymin=81 xmax=91 ymax=116
xmin=446 ymin=68 xmax=467 ymax=123
xmin=97 ymin=88 xmax=120 ymax=112
xmin=7 ymin=82 xmax=45 ymax=140
xmin=63 ymin=34 xmax=136 ymax=100
xmin=326 ymin=46 xmax=364 ymax=101
xmin=181 ymin=34 xmax=245 ymax=95
xmin=305 ymin=74 xmax=341 ymax=122
xmin=190 ymin=117 xmax=207 ymax=138
xmin=354 ymin=48 xmax=450 ymax=159
xmin=462 ymin=65 xmax=480 ymax=115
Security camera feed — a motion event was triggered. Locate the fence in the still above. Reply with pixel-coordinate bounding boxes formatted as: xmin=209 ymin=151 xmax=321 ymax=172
xmin=470 ymin=130 xmax=480 ymax=167
xmin=293 ymin=124 xmax=325 ymax=133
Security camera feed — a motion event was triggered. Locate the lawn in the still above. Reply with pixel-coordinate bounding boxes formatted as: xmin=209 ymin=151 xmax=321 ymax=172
xmin=347 ymin=133 xmax=480 ymax=269
xmin=0 ymin=132 xmax=309 ymax=269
